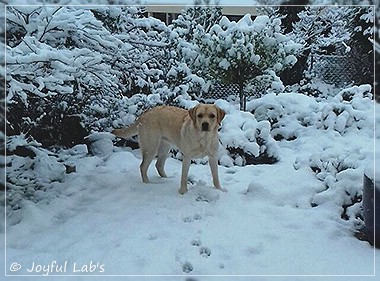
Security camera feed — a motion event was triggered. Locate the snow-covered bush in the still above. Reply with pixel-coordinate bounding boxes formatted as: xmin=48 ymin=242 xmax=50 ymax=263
xmin=170 ymin=8 xmax=302 ymax=110
xmin=6 ymin=5 xmax=222 ymax=147
xmin=6 ymin=135 xmax=66 ymax=211
xmin=292 ymin=7 xmax=353 ymax=56
xmin=197 ymin=14 xmax=302 ymax=110
xmin=289 ymin=5 xmax=353 ymax=82
xmin=161 ymin=62 xmax=209 ymax=100
xmin=249 ymin=84 xmax=373 ymax=140
xmin=5 ymin=6 xmax=172 ymax=146
xmin=295 ymin=79 xmax=342 ymax=99
xmin=305 ymin=147 xmax=368 ymax=222
xmin=167 ymin=4 xmax=223 ymax=99
xmin=217 ymin=100 xmax=279 ymax=166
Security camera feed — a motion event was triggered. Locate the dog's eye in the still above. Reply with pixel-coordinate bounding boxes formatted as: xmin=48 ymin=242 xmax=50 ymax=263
xmin=197 ymin=114 xmax=203 ymax=118
xmin=209 ymin=113 xmax=216 ymax=119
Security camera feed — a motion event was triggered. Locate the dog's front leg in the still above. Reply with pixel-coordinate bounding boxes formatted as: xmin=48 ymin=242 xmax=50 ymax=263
xmin=179 ymin=156 xmax=191 ymax=194
xmin=209 ymin=155 xmax=222 ymax=190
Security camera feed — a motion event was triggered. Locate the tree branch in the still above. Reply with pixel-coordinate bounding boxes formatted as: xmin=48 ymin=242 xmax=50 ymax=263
xmin=39 ymin=7 xmax=64 ymax=42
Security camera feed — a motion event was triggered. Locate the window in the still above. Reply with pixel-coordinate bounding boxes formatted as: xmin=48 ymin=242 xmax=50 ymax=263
xmin=226 ymin=15 xmax=243 ymax=22
xmin=152 ymin=12 xmax=167 ymax=23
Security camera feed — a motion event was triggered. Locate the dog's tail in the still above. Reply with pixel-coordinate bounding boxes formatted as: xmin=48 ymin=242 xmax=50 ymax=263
xmin=112 ymin=123 xmax=139 ymax=139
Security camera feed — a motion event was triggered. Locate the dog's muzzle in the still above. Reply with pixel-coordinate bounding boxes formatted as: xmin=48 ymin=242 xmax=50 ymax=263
xmin=201 ymin=122 xmax=210 ymax=131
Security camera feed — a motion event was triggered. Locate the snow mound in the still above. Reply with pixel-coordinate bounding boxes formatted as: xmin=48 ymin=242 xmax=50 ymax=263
xmin=85 ymin=132 xmax=115 ymax=157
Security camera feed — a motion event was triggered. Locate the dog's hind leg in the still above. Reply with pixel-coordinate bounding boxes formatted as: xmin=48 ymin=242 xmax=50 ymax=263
xmin=140 ymin=151 xmax=156 ymax=183
xmin=139 ymin=131 xmax=161 ymax=183
xmin=155 ymin=140 xmax=171 ymax=178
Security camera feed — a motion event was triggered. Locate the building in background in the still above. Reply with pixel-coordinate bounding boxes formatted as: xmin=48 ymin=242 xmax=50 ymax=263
xmin=145 ymin=5 xmax=260 ymax=24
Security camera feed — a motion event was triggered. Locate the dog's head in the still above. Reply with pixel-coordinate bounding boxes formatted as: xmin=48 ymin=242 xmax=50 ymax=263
xmin=189 ymin=104 xmax=226 ymax=132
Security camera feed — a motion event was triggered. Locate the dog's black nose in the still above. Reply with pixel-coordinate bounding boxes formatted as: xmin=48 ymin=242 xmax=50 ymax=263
xmin=202 ymin=122 xmax=209 ymax=131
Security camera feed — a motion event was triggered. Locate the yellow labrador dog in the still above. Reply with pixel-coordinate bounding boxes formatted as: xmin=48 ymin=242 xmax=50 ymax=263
xmin=112 ymin=104 xmax=225 ymax=194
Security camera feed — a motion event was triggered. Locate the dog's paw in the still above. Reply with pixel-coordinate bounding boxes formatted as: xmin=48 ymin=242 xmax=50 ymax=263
xmin=179 ymin=187 xmax=188 ymax=195
xmin=217 ymin=187 xmax=227 ymax=192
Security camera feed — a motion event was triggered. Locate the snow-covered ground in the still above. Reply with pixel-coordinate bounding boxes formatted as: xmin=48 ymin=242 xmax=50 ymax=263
xmin=3 ymin=88 xmax=379 ymax=280
xmin=3 ymin=148 xmax=378 ymax=277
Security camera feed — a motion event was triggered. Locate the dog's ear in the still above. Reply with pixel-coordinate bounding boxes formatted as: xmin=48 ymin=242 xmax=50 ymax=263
xmin=216 ymin=106 xmax=226 ymax=125
xmin=188 ymin=105 xmax=198 ymax=124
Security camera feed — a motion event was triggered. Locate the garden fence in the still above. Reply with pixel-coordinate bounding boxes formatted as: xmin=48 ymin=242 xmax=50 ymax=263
xmin=310 ymin=54 xmax=358 ymax=87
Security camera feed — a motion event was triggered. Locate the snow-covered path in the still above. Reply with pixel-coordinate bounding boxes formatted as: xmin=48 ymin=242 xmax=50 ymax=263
xmin=4 ymin=141 xmax=376 ymax=277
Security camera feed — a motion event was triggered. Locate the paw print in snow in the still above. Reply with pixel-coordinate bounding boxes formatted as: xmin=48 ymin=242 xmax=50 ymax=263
xmin=182 ymin=214 xmax=202 ymax=223
xmin=199 ymin=246 xmax=211 ymax=258
xmin=182 ymin=261 xmax=193 ymax=273
xmin=190 ymin=239 xmax=202 ymax=247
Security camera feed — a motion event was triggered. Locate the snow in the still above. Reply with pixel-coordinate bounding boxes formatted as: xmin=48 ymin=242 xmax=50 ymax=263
xmin=4 ymin=90 xmax=377 ymax=278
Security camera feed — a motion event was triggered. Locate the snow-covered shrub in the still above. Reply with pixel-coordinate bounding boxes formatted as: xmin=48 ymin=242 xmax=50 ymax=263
xmin=5 ymin=6 xmax=171 ymax=146
xmin=249 ymin=92 xmax=317 ymax=141
xmin=170 ymin=8 xmax=302 ymax=109
xmin=6 ymin=7 xmax=118 ymax=145
xmin=306 ymin=148 xmax=367 ymax=222
xmin=292 ymin=7 xmax=353 ymax=56
xmin=296 ymin=79 xmax=342 ymax=99
xmin=289 ymin=6 xmax=351 ymax=86
xmin=321 ymin=85 xmax=373 ymax=135
xmin=197 ymin=14 xmax=302 ymax=110
xmin=248 ymin=84 xmax=373 ymax=140
xmin=315 ymin=110 xmax=372 ymax=222
xmin=162 ymin=62 xmax=209 ymax=100
xmin=89 ymin=6 xmax=172 ymax=96
xmin=6 ymin=135 xmax=66 ymax=211
xmin=216 ymin=100 xmax=279 ymax=166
